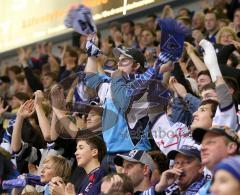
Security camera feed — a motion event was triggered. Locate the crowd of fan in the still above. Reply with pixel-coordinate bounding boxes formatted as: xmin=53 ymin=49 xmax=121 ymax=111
xmin=0 ymin=0 xmax=240 ymax=194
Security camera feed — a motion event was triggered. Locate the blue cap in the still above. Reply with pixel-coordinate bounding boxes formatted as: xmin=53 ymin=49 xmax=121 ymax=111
xmin=167 ymin=145 xmax=201 ymax=161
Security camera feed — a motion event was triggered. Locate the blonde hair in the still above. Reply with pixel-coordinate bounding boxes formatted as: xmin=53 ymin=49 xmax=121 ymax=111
xmin=21 ymin=185 xmax=39 ymax=195
xmin=43 ymin=155 xmax=71 ymax=182
xmin=216 ymin=27 xmax=238 ymax=44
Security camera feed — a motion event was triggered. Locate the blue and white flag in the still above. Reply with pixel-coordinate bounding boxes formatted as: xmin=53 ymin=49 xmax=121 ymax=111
xmin=64 ymin=5 xmax=97 ymax=35
xmin=157 ymin=18 xmax=190 ymax=64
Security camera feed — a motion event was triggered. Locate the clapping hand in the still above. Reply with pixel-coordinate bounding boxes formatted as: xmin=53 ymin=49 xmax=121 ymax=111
xmin=17 ymin=99 xmax=35 ymax=119
xmin=50 ymin=85 xmax=66 ymax=110
xmin=34 ymin=90 xmax=45 ymax=107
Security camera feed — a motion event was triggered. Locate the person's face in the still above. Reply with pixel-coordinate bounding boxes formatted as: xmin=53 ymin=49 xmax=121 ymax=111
xmin=86 ymin=109 xmax=101 ymax=129
xmin=117 ymin=54 xmax=138 ymax=75
xmin=121 ymin=22 xmax=133 ymax=35
xmin=191 ymin=104 xmax=213 ymax=129
xmin=234 ymin=10 xmax=240 ymax=26
xmin=173 ymin=153 xmax=203 ymax=190
xmin=42 ymin=75 xmax=54 ymax=89
xmin=40 ymin=160 xmax=56 ymax=183
xmin=219 ymin=31 xmax=234 ymax=46
xmin=187 ymin=66 xmax=198 ymax=79
xmin=141 ymin=30 xmax=154 ymax=47
xmin=192 ymin=14 xmax=204 ymax=29
xmin=123 ymin=161 xmax=144 ymax=188
xmin=13 ymin=81 xmax=22 ymax=93
xmin=144 ymin=47 xmax=156 ymax=62
xmin=205 ymin=13 xmax=218 ymax=32
xmin=101 ymin=38 xmax=112 ymax=55
xmin=134 ymin=24 xmax=142 ymax=37
xmin=64 ymin=51 xmax=77 ymax=66
xmin=146 ymin=17 xmax=156 ymax=29
xmin=197 ymin=74 xmax=212 ymax=91
xmin=211 ymin=170 xmax=240 ymax=195
xmin=201 ymin=133 xmax=230 ymax=170
xmin=192 ymin=29 xmax=204 ymax=44
xmin=75 ymin=140 xmax=97 ymax=168
xmin=201 ymin=89 xmax=218 ymax=101
xmin=219 ymin=21 xmax=228 ymax=29
xmin=178 ymin=9 xmax=189 ymax=17
xmin=10 ymin=96 xmax=22 ymax=109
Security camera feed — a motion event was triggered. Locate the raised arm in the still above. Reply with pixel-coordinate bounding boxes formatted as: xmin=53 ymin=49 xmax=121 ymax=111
xmin=200 ymin=39 xmax=238 ymax=130
xmin=18 ymin=48 xmax=43 ymax=91
xmin=184 ymin=42 xmax=207 ymax=72
xmin=11 ymin=100 xmax=35 ymax=153
xmin=51 ymin=85 xmax=78 ymax=138
xmin=34 ymin=90 xmax=51 ymax=141
xmin=84 ymin=34 xmax=102 ymax=75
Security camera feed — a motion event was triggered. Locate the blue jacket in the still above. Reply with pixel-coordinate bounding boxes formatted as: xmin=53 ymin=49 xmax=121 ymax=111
xmin=85 ymin=72 xmax=152 ymax=153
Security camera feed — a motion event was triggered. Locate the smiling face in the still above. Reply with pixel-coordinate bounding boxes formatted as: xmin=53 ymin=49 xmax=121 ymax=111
xmin=219 ymin=31 xmax=234 ymax=46
xmin=117 ymin=54 xmax=139 ymax=75
xmin=191 ymin=104 xmax=213 ymax=129
xmin=197 ymin=74 xmax=212 ymax=91
xmin=173 ymin=153 xmax=203 ymax=191
xmin=75 ymin=140 xmax=97 ymax=168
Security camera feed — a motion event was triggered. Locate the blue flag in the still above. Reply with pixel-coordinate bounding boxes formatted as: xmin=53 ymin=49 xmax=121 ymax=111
xmin=158 ymin=18 xmax=190 ymax=62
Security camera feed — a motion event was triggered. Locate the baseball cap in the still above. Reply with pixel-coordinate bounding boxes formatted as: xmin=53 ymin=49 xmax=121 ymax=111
xmin=114 ymin=150 xmax=155 ymax=172
xmin=113 ymin=47 xmax=146 ymax=68
xmin=192 ymin=125 xmax=240 ymax=146
xmin=167 ymin=145 xmax=201 ymax=161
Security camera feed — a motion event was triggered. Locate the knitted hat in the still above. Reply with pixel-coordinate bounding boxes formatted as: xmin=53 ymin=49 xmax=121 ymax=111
xmin=214 ymin=156 xmax=240 ymax=181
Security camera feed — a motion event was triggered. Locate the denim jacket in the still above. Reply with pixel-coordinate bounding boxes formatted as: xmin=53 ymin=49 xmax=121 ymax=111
xmin=171 ymin=93 xmax=201 ymax=126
